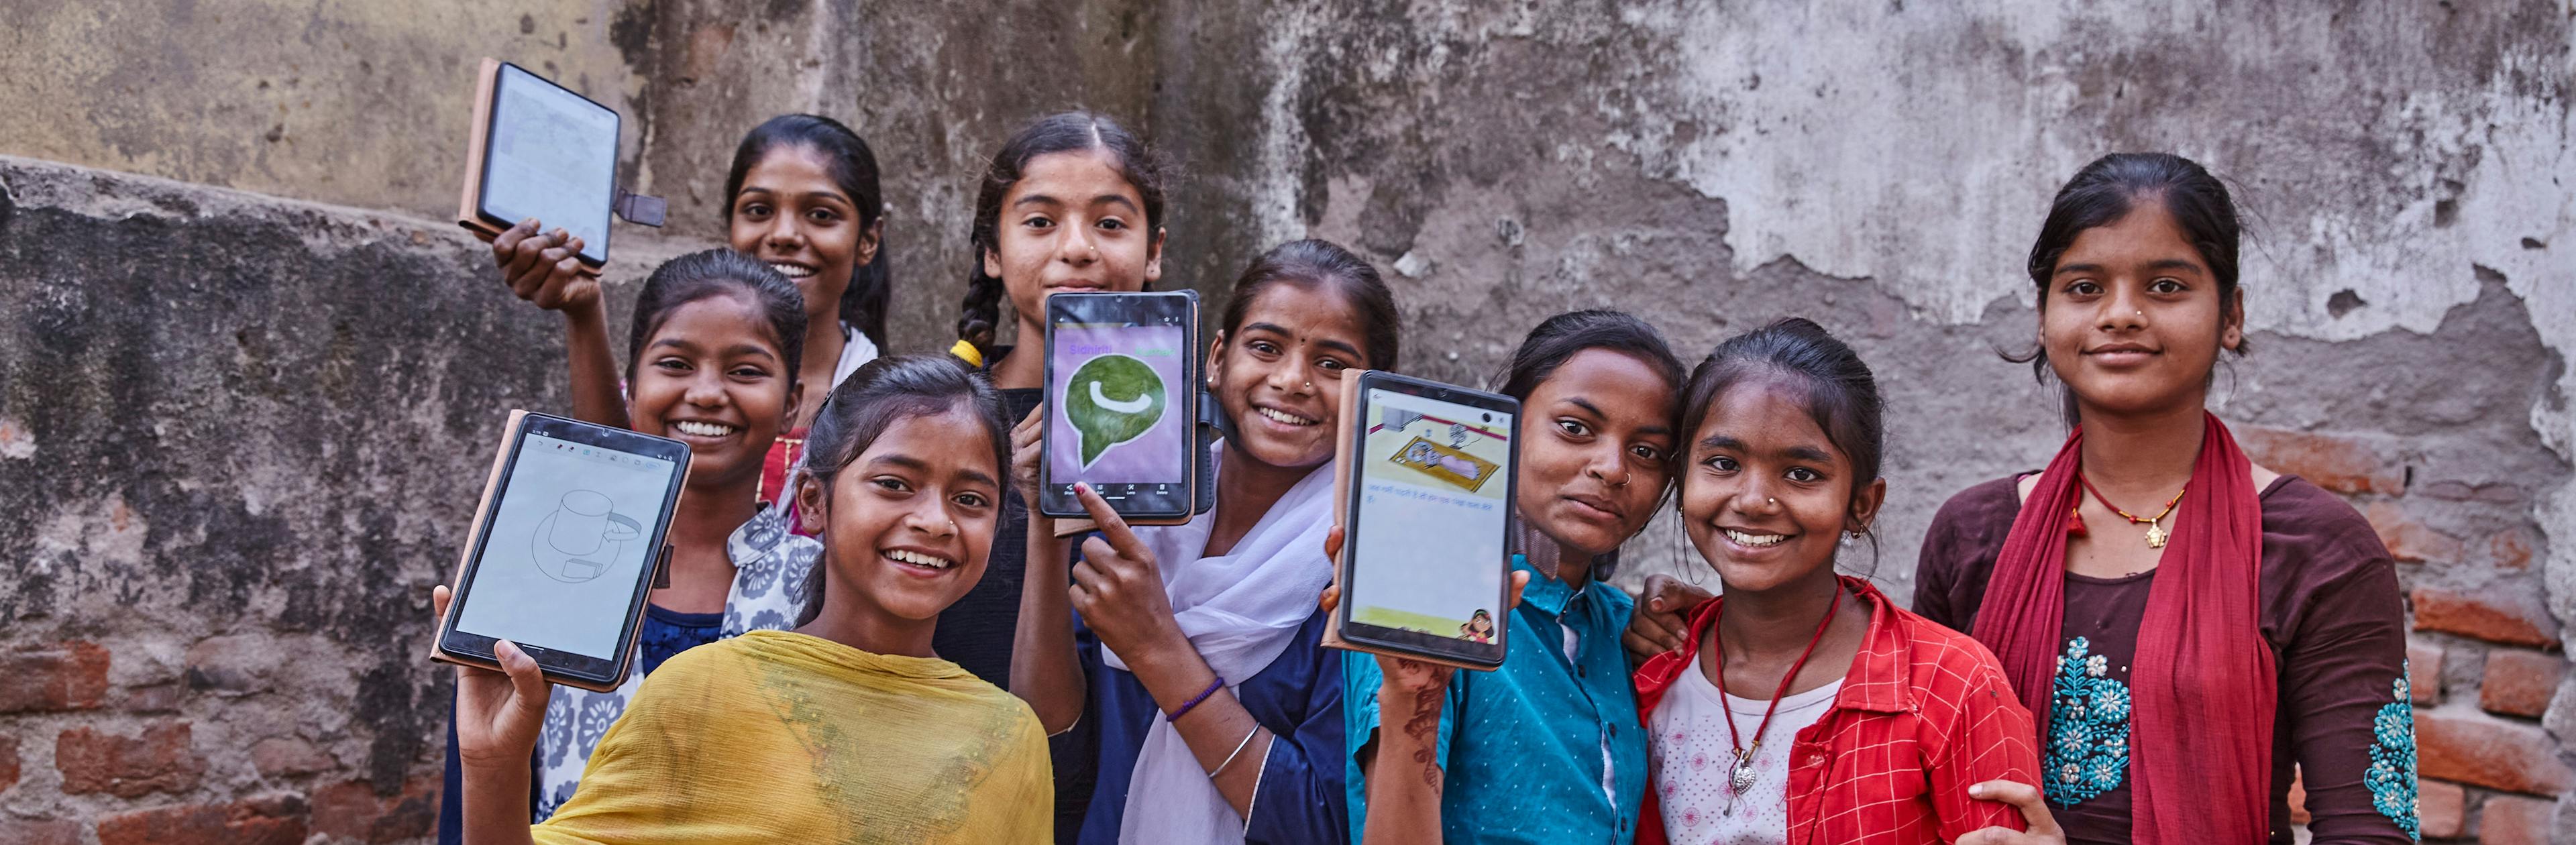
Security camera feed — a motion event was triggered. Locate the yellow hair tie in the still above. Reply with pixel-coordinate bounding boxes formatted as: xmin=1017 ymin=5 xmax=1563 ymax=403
xmin=949 ymin=339 xmax=985 ymax=369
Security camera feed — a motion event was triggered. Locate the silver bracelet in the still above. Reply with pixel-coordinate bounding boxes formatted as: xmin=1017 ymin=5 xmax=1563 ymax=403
xmin=1210 ymin=726 xmax=1263 ymax=777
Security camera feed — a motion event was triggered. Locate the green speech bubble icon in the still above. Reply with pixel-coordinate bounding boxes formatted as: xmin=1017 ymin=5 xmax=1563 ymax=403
xmin=1066 ymin=353 xmax=1168 ymax=465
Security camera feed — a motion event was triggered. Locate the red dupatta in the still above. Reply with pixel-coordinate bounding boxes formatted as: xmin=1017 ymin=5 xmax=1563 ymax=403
xmin=1968 ymin=412 xmax=2273 ymax=843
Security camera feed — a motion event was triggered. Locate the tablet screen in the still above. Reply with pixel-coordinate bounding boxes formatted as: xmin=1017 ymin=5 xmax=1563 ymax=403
xmin=480 ymin=64 xmax=616 ymax=265
xmin=1047 ymin=315 xmax=1190 ymax=486
xmin=1346 ymin=388 xmax=1512 ymax=644
xmin=451 ymin=432 xmax=676 ymax=660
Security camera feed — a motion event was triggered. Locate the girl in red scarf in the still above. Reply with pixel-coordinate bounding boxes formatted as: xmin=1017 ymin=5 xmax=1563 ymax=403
xmin=1631 ymin=319 xmax=2063 ymax=845
xmin=1912 ymin=154 xmax=2416 ymax=844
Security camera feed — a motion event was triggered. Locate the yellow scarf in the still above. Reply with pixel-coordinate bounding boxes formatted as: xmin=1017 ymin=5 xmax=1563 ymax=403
xmin=533 ymin=630 xmax=1051 ymax=844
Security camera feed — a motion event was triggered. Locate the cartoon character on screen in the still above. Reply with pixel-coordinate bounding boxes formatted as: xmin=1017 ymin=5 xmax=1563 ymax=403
xmin=1461 ymin=610 xmax=1495 ymax=644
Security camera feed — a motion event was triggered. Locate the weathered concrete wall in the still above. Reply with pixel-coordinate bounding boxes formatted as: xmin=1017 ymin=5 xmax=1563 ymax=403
xmin=1 ymin=0 xmax=2572 ymax=842
xmin=0 ymin=0 xmax=653 ymax=219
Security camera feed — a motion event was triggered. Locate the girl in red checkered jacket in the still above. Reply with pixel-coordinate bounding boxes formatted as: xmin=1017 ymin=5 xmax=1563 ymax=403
xmin=1627 ymin=319 xmax=2064 ymax=845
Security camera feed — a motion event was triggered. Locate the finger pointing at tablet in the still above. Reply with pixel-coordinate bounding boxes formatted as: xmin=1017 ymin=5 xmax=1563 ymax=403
xmin=1068 ymin=482 xmax=1182 ymax=658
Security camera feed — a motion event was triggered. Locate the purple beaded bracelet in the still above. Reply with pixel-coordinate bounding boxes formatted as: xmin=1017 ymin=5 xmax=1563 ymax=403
xmin=1167 ymin=676 xmax=1226 ymax=722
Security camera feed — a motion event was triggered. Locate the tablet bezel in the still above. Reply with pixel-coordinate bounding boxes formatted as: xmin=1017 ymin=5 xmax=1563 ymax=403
xmin=1333 ymin=370 xmax=1518 ymax=669
xmin=472 ymin=61 xmax=617 ymax=270
xmin=433 ymin=412 xmax=688 ymax=691
xmin=1038 ymin=290 xmax=1200 ymax=522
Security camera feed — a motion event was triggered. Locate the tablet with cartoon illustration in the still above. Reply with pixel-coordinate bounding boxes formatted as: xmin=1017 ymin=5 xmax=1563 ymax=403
xmin=1039 ymin=291 xmax=1204 ymax=522
xmin=431 ymin=411 xmax=689 ymax=691
xmin=1325 ymin=370 xmax=1517 ymax=669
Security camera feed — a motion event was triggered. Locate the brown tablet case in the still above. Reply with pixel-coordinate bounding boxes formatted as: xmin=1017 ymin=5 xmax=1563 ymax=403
xmin=1317 ymin=372 xmax=1505 ymax=672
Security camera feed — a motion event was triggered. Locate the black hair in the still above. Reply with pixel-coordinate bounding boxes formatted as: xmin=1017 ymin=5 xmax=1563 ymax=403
xmin=2011 ymin=152 xmax=2249 ymax=426
xmin=724 ymin=114 xmax=892 ymax=351
xmin=1676 ymin=317 xmax=1886 ymax=569
xmin=1494 ymin=309 xmax=1686 ymax=579
xmin=1220 ymin=239 xmax=1402 ymax=370
xmin=793 ymin=354 xmax=1012 ymax=624
xmin=955 ymin=111 xmax=1172 ymax=358
xmin=625 ymin=249 xmax=808 ymax=387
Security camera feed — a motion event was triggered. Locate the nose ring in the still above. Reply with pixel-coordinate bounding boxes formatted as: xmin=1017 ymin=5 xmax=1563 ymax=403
xmin=1766 ymin=497 xmax=1776 ymax=505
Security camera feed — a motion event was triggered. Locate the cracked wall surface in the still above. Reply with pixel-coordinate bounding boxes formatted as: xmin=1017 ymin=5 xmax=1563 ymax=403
xmin=1 ymin=0 xmax=2573 ymax=840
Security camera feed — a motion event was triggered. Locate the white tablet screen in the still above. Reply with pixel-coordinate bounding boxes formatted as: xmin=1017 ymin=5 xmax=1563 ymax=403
xmin=480 ymin=64 xmax=617 ymax=265
xmin=452 ymin=433 xmax=676 ymax=659
xmin=1346 ymin=390 xmax=1513 ymax=644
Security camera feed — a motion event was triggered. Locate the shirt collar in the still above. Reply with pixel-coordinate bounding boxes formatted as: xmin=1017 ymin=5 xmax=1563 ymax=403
xmin=1670 ymin=575 xmax=1915 ymax=714
xmin=1513 ymin=553 xmax=1585 ymax=617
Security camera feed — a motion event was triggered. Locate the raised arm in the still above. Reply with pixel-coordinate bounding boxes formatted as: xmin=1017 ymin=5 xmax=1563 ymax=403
xmin=1007 ymin=404 xmax=1087 ymax=731
xmin=488 ymin=219 xmax=628 ymax=428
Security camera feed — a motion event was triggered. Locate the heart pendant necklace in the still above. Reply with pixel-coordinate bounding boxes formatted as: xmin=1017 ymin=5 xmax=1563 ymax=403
xmin=2078 ymin=473 xmax=2184 ymax=549
xmin=1711 ymin=583 xmax=1843 ymax=795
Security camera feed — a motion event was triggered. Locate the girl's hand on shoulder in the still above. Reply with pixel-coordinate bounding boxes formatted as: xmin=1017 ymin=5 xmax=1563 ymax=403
xmin=1623 ymin=573 xmax=1711 ymax=664
xmin=433 ymin=585 xmax=553 ymax=771
xmin=1010 ymin=403 xmax=1044 ymax=508
xmin=491 ymin=218 xmax=598 ymax=312
xmin=1957 ymin=780 xmax=2065 ymax=845
xmin=1067 ymin=483 xmax=1183 ymax=658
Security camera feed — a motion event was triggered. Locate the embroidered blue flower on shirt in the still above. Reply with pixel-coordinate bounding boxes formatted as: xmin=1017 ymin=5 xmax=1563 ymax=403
xmin=2367 ymin=667 xmax=2420 ymax=840
xmin=2045 ymin=636 xmax=2130 ymax=807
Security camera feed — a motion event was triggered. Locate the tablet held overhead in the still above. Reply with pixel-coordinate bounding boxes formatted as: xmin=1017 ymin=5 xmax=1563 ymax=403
xmin=454 ymin=58 xmax=663 ymax=274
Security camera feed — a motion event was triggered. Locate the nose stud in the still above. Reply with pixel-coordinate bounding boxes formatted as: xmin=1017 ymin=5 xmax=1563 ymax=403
xmin=1766 ymin=498 xmax=1776 ymax=505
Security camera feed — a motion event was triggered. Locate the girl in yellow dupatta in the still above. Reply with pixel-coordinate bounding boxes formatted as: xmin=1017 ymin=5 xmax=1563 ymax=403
xmin=437 ymin=355 xmax=1053 ymax=845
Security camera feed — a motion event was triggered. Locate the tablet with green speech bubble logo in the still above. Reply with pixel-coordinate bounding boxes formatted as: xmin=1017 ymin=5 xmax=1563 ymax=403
xmin=1039 ymin=291 xmax=1207 ymax=522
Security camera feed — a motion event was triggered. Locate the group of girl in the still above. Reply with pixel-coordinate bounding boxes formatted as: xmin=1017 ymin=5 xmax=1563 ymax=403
xmin=425 ymin=105 xmax=2416 ymax=845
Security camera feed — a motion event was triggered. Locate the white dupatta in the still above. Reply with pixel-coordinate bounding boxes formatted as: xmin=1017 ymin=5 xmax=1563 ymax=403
xmin=1103 ymin=442 xmax=1336 ymax=844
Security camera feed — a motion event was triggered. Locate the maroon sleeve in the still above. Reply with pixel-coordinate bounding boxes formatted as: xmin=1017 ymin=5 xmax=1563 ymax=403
xmin=1910 ymin=477 xmax=2021 ymax=633
xmin=2262 ymin=480 xmax=2414 ymax=844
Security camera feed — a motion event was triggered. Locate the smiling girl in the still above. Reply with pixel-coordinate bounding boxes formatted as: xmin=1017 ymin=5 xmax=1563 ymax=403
xmin=1629 ymin=318 xmax=2060 ymax=845
xmin=1012 ymin=239 xmax=1395 ymax=844
xmin=1346 ymin=310 xmax=1685 ymax=845
xmin=1913 ymin=154 xmax=2415 ymax=844
xmin=437 ymin=249 xmax=826 ymax=841
xmin=444 ymin=355 xmax=1051 ymax=844
xmin=492 ymin=114 xmax=890 ymax=506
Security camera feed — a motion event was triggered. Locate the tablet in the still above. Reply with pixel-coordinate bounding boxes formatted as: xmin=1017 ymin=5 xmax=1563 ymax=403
xmin=1039 ymin=291 xmax=1205 ymax=522
xmin=456 ymin=59 xmax=619 ymax=269
xmin=431 ymin=411 xmax=689 ymax=691
xmin=1324 ymin=371 xmax=1517 ymax=669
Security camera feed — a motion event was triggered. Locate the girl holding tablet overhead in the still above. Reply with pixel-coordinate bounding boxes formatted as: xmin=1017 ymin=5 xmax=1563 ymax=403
xmin=437 ymin=250 xmax=823 ymax=840
xmin=1012 ymin=239 xmax=1396 ymax=844
xmin=1629 ymin=319 xmax=2056 ymax=845
xmin=1346 ymin=310 xmax=1685 ymax=845
xmin=443 ymin=354 xmax=1051 ymax=845
xmin=1911 ymin=154 xmax=2416 ymax=844
xmin=490 ymin=113 xmax=890 ymax=507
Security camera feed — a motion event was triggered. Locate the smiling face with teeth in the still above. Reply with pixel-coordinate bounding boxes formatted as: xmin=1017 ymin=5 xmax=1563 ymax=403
xmin=629 ymin=294 xmax=802 ymax=493
xmin=795 ymin=406 xmax=1002 ymax=642
xmin=1678 ymin=374 xmax=1884 ymax=596
xmin=729 ymin=145 xmax=877 ymax=330
xmin=1205 ymin=282 xmax=1372 ymax=471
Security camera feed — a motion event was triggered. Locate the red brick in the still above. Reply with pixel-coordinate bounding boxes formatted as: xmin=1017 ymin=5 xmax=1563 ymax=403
xmin=2237 ymin=425 xmax=2405 ymax=495
xmin=56 ymin=720 xmax=205 ymax=797
xmin=311 ymin=777 xmax=438 ymax=842
xmin=2478 ymin=794 xmax=2556 ymax=845
xmin=2420 ymin=713 xmax=2574 ymax=795
xmin=249 ymin=736 xmax=332 ymax=777
xmin=2422 ymin=779 xmax=2467 ymax=839
xmin=2414 ymin=587 xmax=2560 ymax=647
xmin=0 ymin=818 xmax=83 ymax=845
xmin=95 ymin=795 xmax=307 ymax=845
xmin=0 ymin=733 xmax=17 ymax=793
xmin=2368 ymin=502 xmax=2467 ymax=565
xmin=0 ymin=641 xmax=110 ymax=714
xmin=2481 ymin=649 xmax=2567 ymax=718
xmin=2411 ymin=640 xmax=2446 ymax=705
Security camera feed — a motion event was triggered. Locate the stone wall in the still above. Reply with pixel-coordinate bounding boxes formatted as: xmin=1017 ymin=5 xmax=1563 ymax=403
xmin=1 ymin=0 xmax=2570 ymax=842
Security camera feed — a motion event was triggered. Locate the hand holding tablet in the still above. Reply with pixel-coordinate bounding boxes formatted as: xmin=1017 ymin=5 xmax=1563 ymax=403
xmin=455 ymin=58 xmax=662 ymax=275
xmin=1322 ymin=371 xmax=1521 ymax=670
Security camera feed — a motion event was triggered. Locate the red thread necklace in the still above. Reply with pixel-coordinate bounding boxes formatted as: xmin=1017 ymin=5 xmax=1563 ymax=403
xmin=1711 ymin=583 xmax=1843 ymax=796
xmin=2074 ymin=473 xmax=2186 ymax=549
